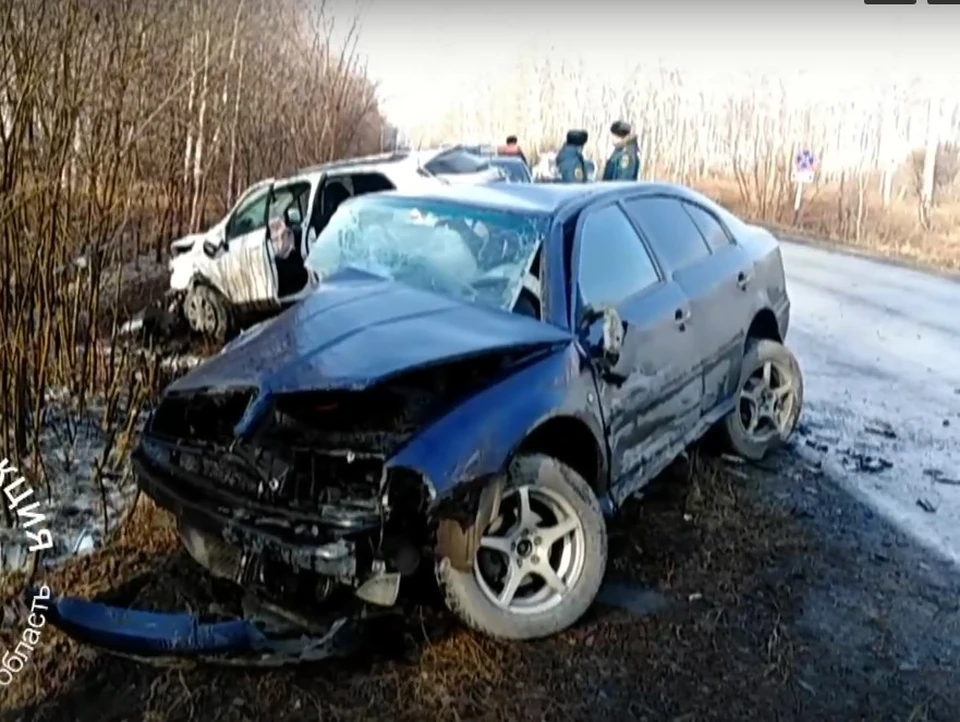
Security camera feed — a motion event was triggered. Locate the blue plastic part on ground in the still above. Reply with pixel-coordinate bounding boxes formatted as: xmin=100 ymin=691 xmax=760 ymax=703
xmin=43 ymin=594 xmax=267 ymax=656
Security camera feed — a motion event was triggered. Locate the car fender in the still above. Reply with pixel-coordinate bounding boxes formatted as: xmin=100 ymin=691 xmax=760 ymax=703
xmin=386 ymin=342 xmax=605 ymax=503
xmin=169 ymin=250 xmax=203 ymax=292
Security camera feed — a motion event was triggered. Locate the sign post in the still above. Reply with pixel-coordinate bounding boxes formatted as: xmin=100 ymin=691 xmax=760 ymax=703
xmin=793 ymin=149 xmax=816 ymax=224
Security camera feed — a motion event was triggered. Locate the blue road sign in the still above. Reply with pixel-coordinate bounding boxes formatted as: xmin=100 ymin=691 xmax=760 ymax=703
xmin=795 ymin=149 xmax=816 ymax=171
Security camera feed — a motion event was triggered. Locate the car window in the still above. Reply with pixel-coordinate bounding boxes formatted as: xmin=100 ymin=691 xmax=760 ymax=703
xmin=682 ymin=202 xmax=733 ymax=252
xmin=490 ymin=158 xmax=532 ymax=183
xmin=305 ymin=196 xmax=548 ymax=313
xmin=425 ymin=149 xmax=491 ymax=175
xmin=623 ymin=197 xmax=711 ymax=273
xmin=577 ymin=205 xmax=660 ymax=308
xmin=268 ymin=183 xmax=310 ymax=226
xmin=226 ymin=187 xmax=271 ymax=240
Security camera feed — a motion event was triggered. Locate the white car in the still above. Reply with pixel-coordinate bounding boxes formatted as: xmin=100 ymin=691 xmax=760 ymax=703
xmin=153 ymin=148 xmax=502 ymax=342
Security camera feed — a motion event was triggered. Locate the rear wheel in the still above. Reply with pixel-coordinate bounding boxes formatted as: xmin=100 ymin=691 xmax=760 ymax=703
xmin=723 ymin=338 xmax=804 ymax=460
xmin=437 ymin=454 xmax=607 ymax=641
xmin=184 ymin=283 xmax=232 ymax=344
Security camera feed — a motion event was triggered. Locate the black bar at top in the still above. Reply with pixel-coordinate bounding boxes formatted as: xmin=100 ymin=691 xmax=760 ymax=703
xmin=863 ymin=0 xmax=915 ymax=4
xmin=927 ymin=0 xmax=960 ymax=5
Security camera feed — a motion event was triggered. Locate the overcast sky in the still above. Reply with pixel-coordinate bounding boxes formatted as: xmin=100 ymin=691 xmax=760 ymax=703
xmin=328 ymin=0 xmax=960 ymax=129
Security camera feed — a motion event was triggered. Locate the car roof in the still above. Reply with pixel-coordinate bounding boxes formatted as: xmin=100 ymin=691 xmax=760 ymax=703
xmin=368 ymin=181 xmax=708 ymax=215
xmin=280 ymin=152 xmax=418 ymax=184
xmin=279 ymin=147 xmax=494 ymax=186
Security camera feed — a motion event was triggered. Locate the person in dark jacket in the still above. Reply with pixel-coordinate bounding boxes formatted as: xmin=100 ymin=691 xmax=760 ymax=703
xmin=602 ymin=120 xmax=639 ymax=181
xmin=497 ymin=135 xmax=528 ymax=166
xmin=555 ymin=129 xmax=589 ymax=183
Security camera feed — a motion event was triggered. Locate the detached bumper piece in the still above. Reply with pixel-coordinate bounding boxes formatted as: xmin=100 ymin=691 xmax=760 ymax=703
xmin=42 ymin=592 xmax=358 ymax=668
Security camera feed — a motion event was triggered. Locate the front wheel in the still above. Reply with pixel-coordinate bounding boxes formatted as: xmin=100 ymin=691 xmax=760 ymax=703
xmin=183 ymin=283 xmax=232 ymax=344
xmin=437 ymin=454 xmax=607 ymax=641
xmin=722 ymin=338 xmax=804 ymax=460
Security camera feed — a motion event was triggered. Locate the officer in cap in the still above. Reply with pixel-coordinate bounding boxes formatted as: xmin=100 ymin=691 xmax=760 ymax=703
xmin=555 ymin=129 xmax=589 ymax=183
xmin=602 ymin=120 xmax=639 ymax=181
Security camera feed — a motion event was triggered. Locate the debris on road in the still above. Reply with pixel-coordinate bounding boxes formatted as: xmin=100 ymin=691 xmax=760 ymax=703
xmin=916 ymin=498 xmax=938 ymax=514
xmin=864 ymin=421 xmax=897 ymax=440
xmin=720 ymin=453 xmax=745 ymax=465
xmin=839 ymin=449 xmax=893 ymax=474
xmin=923 ymin=469 xmax=960 ymax=487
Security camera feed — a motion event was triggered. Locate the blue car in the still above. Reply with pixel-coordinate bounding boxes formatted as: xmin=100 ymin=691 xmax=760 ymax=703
xmin=488 ymin=155 xmax=533 ymax=183
xmin=44 ymin=182 xmax=802 ymax=662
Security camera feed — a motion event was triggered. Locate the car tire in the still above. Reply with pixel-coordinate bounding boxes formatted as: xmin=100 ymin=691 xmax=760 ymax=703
xmin=723 ymin=338 xmax=804 ymax=461
xmin=184 ymin=283 xmax=232 ymax=344
xmin=436 ymin=453 xmax=607 ymax=641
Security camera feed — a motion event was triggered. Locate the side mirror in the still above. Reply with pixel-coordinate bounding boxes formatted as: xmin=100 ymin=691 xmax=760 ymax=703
xmin=580 ymin=304 xmax=623 ymax=363
xmin=601 ymin=306 xmax=624 ymax=366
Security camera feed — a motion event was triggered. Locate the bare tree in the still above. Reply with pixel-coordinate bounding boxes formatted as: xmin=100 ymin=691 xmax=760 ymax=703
xmin=0 ymin=0 xmax=391 ymax=528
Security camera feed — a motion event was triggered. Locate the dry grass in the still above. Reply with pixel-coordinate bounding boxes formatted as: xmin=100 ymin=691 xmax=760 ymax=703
xmin=698 ymin=176 xmax=960 ymax=272
xmin=0 ymin=457 xmax=821 ymax=721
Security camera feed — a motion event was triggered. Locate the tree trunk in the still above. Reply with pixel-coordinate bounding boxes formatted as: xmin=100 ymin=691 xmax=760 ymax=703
xmin=189 ymin=30 xmax=211 ymax=232
xmin=919 ymin=96 xmax=938 ymax=229
xmin=226 ymin=51 xmax=245 ymax=205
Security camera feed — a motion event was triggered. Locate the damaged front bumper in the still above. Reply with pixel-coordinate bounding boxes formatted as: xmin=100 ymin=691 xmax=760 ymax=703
xmin=40 ymin=590 xmax=362 ymax=667
xmin=118 ymin=289 xmax=187 ymax=340
xmin=134 ymin=441 xmax=363 ymax=581
xmin=41 ymin=438 xmax=409 ymax=666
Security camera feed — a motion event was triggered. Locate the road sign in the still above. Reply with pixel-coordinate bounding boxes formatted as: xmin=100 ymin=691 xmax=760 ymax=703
xmin=794 ymin=149 xmax=816 ymax=185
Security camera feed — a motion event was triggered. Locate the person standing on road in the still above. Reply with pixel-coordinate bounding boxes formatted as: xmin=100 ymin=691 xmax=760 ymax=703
xmin=498 ymin=135 xmax=529 ymax=166
xmin=602 ymin=120 xmax=640 ymax=181
xmin=555 ymin=130 xmax=589 ymax=183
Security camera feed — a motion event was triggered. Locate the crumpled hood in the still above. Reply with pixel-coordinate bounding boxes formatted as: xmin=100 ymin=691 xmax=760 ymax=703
xmin=167 ymin=268 xmax=573 ymax=396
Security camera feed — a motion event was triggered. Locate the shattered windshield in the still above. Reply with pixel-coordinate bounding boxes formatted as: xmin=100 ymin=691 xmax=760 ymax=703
xmin=305 ymin=196 xmax=548 ymax=312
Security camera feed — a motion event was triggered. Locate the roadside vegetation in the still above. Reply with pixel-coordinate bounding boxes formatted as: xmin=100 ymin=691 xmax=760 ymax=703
xmin=0 ymin=0 xmax=393 ymax=535
xmin=2 ymin=5 xmax=959 ymax=717
xmin=419 ymin=58 xmax=960 ymax=272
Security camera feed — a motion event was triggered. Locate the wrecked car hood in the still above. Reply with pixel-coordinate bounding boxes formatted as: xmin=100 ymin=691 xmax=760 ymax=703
xmin=167 ymin=268 xmax=573 ymax=396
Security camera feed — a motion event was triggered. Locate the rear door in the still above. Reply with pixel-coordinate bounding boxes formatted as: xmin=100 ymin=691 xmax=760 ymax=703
xmin=572 ymin=201 xmax=703 ymax=504
xmin=622 ymin=195 xmax=753 ymax=414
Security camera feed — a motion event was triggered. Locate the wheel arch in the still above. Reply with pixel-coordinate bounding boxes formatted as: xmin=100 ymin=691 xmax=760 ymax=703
xmin=515 ymin=413 xmax=608 ymax=496
xmin=746 ymin=307 xmax=782 ymax=345
xmin=188 ymin=271 xmax=230 ymax=301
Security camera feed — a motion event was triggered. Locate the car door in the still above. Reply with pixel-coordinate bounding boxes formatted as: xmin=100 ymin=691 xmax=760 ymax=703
xmin=622 ymin=195 xmax=753 ymax=415
xmin=209 ymin=182 xmax=307 ymax=309
xmin=572 ymin=201 xmax=704 ymax=505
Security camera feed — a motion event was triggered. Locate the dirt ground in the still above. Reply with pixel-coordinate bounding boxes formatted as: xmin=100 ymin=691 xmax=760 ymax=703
xmin=2 ymin=445 xmax=959 ymax=722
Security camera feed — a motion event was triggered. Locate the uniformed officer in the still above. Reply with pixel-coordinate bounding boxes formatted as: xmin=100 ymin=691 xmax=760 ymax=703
xmin=555 ymin=129 xmax=589 ymax=183
xmin=602 ymin=120 xmax=639 ymax=181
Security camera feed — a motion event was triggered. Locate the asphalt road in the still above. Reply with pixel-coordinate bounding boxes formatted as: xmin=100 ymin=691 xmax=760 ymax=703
xmin=779 ymin=240 xmax=960 ymax=565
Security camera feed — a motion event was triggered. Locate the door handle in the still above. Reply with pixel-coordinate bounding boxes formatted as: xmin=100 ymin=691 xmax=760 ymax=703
xmin=737 ymin=271 xmax=752 ymax=290
xmin=674 ymin=307 xmax=690 ymax=331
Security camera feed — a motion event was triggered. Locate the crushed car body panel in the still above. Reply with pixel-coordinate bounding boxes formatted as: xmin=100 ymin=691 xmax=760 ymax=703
xmin=166 ymin=267 xmax=573 ymax=400
xmin=387 ymin=341 xmax=598 ymax=498
xmin=45 ymin=596 xmax=267 ymax=656
xmin=41 ymin=592 xmax=358 ymax=666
